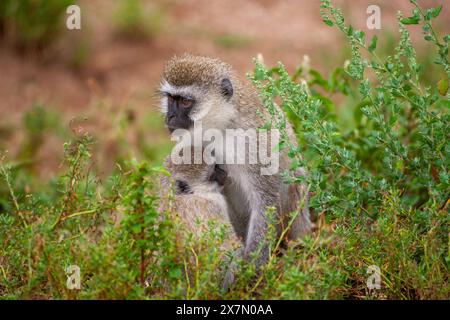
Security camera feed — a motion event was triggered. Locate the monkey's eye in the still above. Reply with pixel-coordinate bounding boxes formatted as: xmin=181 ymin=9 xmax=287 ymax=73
xmin=179 ymin=97 xmax=194 ymax=109
xmin=167 ymin=95 xmax=174 ymax=104
xmin=176 ymin=180 xmax=192 ymax=194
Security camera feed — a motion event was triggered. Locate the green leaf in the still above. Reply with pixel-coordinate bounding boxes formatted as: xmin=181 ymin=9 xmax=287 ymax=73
xmin=323 ymin=19 xmax=334 ymax=27
xmin=310 ymin=69 xmax=329 ymax=90
xmin=169 ymin=268 xmax=183 ymax=279
xmin=368 ymin=35 xmax=378 ymax=53
xmin=401 ymin=16 xmax=420 ymax=25
xmin=389 ymin=115 xmax=398 ymax=126
xmin=319 ymin=179 xmax=327 ymax=190
xmin=432 ymin=5 xmax=442 ymax=18
xmin=354 ymin=30 xmax=366 ymax=44
xmin=347 ymin=25 xmax=353 ymax=36
xmin=131 ymin=225 xmax=142 ymax=234
xmin=316 ymin=94 xmax=334 ymax=114
xmin=437 ymin=79 xmax=449 ymax=96
xmin=403 ymin=84 xmax=412 ymax=91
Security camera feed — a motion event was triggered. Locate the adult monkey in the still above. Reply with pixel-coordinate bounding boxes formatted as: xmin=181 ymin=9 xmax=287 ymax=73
xmin=159 ymin=54 xmax=311 ymax=288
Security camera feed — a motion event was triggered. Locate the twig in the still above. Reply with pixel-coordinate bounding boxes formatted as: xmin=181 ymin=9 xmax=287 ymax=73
xmin=0 ymin=161 xmax=28 ymax=227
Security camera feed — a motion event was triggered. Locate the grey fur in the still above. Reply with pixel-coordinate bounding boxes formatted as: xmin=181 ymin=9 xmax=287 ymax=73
xmin=160 ymin=54 xmax=312 ymax=288
xmin=159 ymin=153 xmax=239 ymax=250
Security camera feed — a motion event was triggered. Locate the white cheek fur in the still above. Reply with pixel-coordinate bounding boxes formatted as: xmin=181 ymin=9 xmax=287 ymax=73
xmin=159 ymin=80 xmax=236 ymax=128
xmin=160 ymin=96 xmax=168 ymax=114
xmin=160 ymin=80 xmax=199 ymax=117
xmin=190 ymin=102 xmax=212 ymax=122
xmin=160 ymin=80 xmax=197 ymax=99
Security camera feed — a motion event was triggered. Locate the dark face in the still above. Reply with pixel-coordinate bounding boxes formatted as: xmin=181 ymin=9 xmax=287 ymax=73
xmin=162 ymin=78 xmax=233 ymax=132
xmin=165 ymin=94 xmax=195 ymax=132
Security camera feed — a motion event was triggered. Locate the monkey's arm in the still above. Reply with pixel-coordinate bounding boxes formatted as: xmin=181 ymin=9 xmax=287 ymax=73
xmin=244 ymin=207 xmax=271 ymax=266
xmin=222 ymin=204 xmax=270 ymax=291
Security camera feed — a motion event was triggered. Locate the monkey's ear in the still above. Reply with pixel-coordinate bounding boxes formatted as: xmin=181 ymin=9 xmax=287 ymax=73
xmin=220 ymin=78 xmax=233 ymax=100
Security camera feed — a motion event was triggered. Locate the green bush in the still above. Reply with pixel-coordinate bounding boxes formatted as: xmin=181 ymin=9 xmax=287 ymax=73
xmin=251 ymin=0 xmax=449 ymax=298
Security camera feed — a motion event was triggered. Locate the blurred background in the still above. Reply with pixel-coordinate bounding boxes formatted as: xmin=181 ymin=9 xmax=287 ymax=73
xmin=0 ymin=0 xmax=448 ymax=180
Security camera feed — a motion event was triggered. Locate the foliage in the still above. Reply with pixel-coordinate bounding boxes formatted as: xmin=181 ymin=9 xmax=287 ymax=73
xmin=0 ymin=0 xmax=75 ymax=49
xmin=251 ymin=0 xmax=449 ymax=298
xmin=113 ymin=0 xmax=166 ymax=40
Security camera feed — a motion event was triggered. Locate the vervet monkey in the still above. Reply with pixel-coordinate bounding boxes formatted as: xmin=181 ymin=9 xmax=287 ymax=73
xmin=159 ymin=156 xmax=230 ymax=230
xmin=159 ymin=54 xmax=311 ymax=284
xmin=159 ymin=154 xmax=241 ymax=291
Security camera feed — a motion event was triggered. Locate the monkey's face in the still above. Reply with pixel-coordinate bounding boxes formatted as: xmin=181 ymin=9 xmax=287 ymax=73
xmin=160 ymin=79 xmax=234 ymax=132
xmin=160 ymin=54 xmax=238 ymax=131
xmin=171 ymin=164 xmax=227 ymax=195
xmin=164 ymin=93 xmax=195 ymax=132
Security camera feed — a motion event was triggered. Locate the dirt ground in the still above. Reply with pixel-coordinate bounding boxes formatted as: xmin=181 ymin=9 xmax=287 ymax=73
xmin=0 ymin=0 xmax=448 ymax=176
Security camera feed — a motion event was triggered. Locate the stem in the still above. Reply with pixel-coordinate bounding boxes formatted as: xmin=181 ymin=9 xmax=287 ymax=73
xmin=140 ymin=248 xmax=145 ymax=287
xmin=60 ymin=208 xmax=97 ymax=221
xmin=0 ymin=162 xmax=28 ymax=227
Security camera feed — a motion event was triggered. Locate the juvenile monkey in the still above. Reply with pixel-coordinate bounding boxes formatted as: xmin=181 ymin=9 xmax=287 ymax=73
xmin=159 ymin=148 xmax=240 ymax=250
xmin=159 ymin=54 xmax=311 ymax=283
xmin=159 ymin=156 xmax=230 ymax=230
xmin=159 ymin=154 xmax=241 ymax=289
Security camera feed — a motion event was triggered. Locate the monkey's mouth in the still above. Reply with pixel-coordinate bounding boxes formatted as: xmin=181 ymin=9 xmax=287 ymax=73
xmin=166 ymin=118 xmax=194 ymax=132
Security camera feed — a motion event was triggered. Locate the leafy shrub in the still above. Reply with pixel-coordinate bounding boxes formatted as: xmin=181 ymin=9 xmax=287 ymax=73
xmin=250 ymin=0 xmax=449 ymax=299
xmin=0 ymin=133 xmax=238 ymax=299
